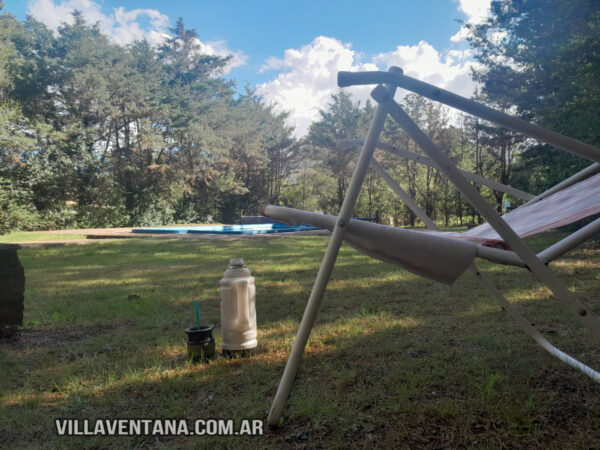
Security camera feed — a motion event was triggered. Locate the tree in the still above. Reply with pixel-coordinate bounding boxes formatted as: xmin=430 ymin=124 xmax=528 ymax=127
xmin=0 ymin=13 xmax=43 ymax=230
xmin=307 ymin=91 xmax=371 ymax=210
xmin=467 ymin=0 xmax=600 ymax=192
xmin=0 ymin=11 xmax=301 ymax=231
xmin=380 ymin=108 xmax=418 ymax=226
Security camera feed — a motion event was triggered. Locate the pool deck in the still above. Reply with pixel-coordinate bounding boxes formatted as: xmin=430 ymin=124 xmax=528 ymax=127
xmin=11 ymin=227 xmax=330 ymax=248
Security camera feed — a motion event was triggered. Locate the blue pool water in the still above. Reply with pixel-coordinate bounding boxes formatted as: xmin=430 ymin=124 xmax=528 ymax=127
xmin=132 ymin=223 xmax=321 ymax=235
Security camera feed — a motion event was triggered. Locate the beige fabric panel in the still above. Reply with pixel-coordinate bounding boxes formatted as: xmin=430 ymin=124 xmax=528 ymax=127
xmin=262 ymin=205 xmax=477 ymax=285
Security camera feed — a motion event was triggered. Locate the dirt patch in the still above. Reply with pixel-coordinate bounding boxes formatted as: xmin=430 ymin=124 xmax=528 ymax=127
xmin=0 ymin=323 xmax=121 ymax=351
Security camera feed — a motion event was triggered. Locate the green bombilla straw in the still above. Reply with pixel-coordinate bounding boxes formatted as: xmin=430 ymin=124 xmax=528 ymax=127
xmin=193 ymin=300 xmax=200 ymax=329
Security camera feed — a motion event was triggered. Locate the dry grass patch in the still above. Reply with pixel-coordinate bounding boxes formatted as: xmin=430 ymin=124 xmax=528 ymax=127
xmin=0 ymin=232 xmax=599 ymax=448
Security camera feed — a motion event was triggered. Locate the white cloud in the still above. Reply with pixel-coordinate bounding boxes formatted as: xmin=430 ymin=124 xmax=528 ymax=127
xmin=455 ymin=0 xmax=491 ymax=23
xmin=256 ymin=36 xmax=377 ymax=138
xmin=27 ymin=0 xmax=246 ymax=72
xmin=111 ymin=6 xmax=170 ymax=47
xmin=373 ymin=41 xmax=479 ymax=98
xmin=201 ymin=40 xmax=248 ymax=73
xmin=257 ymin=38 xmax=480 ymax=137
xmin=259 ymin=56 xmax=289 ymax=73
xmin=28 ymin=0 xmax=105 ymax=32
xmin=27 ymin=0 xmax=169 ymax=46
xmin=451 ymin=0 xmax=492 ymax=42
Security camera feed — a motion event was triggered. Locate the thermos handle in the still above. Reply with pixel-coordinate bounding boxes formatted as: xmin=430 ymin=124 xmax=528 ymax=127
xmin=237 ymin=281 xmax=250 ymax=327
xmin=229 ymin=283 xmax=240 ymax=329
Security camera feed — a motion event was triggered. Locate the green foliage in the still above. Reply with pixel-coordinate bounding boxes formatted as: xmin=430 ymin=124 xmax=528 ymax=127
xmin=290 ymin=91 xmax=498 ymax=227
xmin=0 ymin=12 xmax=298 ymax=231
xmin=468 ymin=0 xmax=600 ymax=188
xmin=510 ymin=145 xmax=589 ymax=194
xmin=1 ymin=3 xmax=598 ymax=232
xmin=0 ymin=177 xmax=41 ymax=233
xmin=307 ymin=92 xmax=371 ymax=210
xmin=1 ymin=232 xmax=599 ymax=447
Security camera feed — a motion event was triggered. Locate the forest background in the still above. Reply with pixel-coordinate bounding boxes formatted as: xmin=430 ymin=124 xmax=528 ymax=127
xmin=1 ymin=0 xmax=598 ymax=232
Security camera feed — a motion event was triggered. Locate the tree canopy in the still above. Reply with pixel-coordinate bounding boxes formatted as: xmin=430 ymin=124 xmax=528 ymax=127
xmin=0 ymin=12 xmax=298 ymax=231
xmin=467 ymin=0 xmax=600 ymax=192
xmin=1 ymin=3 xmax=598 ymax=233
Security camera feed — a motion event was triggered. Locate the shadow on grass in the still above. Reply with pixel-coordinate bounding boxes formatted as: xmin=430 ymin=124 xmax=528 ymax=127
xmin=1 ymin=234 xmax=599 ymax=448
xmin=2 ymin=305 xmax=600 ymax=449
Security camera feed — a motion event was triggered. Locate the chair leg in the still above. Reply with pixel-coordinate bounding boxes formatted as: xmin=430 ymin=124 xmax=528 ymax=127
xmin=469 ymin=264 xmax=600 ymax=382
xmin=266 ymin=225 xmax=346 ymax=426
xmin=370 ymin=126 xmax=600 ymax=381
xmin=370 ymin=88 xmax=600 ymax=340
xmin=266 ymin=76 xmax=398 ymax=426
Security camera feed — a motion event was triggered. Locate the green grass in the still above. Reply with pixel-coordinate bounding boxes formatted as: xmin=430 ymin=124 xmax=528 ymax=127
xmin=0 ymin=232 xmax=599 ymax=448
xmin=0 ymin=232 xmax=87 ymax=243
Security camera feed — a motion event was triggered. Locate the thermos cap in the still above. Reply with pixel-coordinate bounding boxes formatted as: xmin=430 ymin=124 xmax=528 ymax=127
xmin=229 ymin=258 xmax=247 ymax=268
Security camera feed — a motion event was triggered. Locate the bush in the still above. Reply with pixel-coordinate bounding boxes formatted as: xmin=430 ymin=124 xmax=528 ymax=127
xmin=0 ymin=178 xmax=43 ymax=233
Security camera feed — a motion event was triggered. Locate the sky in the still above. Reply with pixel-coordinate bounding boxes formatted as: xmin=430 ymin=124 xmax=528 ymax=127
xmin=2 ymin=0 xmax=491 ymax=137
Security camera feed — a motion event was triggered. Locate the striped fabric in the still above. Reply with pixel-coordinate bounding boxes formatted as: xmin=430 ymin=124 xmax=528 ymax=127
xmin=445 ymin=173 xmax=600 ymax=247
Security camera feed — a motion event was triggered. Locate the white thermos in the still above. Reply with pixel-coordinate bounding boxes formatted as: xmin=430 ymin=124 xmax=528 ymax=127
xmin=220 ymin=258 xmax=257 ymax=354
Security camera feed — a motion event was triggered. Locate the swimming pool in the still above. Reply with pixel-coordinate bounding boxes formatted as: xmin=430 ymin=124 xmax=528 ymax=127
xmin=132 ymin=223 xmax=321 ymax=235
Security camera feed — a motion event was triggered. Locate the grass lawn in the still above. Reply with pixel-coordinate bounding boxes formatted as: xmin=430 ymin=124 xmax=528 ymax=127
xmin=1 ymin=232 xmax=599 ymax=448
xmin=0 ymin=232 xmax=88 ymax=243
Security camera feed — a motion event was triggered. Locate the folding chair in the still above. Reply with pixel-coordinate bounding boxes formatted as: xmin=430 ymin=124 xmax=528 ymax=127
xmin=265 ymin=67 xmax=600 ymax=426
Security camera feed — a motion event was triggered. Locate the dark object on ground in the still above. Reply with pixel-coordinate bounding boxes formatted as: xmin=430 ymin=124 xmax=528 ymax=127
xmin=222 ymin=348 xmax=256 ymax=358
xmin=0 ymin=244 xmax=24 ymax=338
xmin=185 ymin=325 xmax=216 ymax=362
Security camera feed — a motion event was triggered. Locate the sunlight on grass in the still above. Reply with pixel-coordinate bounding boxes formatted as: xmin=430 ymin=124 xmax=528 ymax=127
xmin=0 ymin=232 xmax=598 ymax=448
xmin=0 ymin=232 xmax=87 ymax=243
xmin=552 ymin=259 xmax=600 ymax=270
xmin=508 ymin=287 xmax=552 ymax=303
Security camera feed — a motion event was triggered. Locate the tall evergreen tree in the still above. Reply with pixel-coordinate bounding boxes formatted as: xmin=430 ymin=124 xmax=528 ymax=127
xmin=467 ymin=0 xmax=600 ymax=192
xmin=308 ymin=91 xmax=370 ymax=210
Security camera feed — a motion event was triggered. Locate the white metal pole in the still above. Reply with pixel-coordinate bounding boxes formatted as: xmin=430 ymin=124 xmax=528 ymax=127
xmin=372 ymin=151 xmax=600 ymax=382
xmin=266 ymin=69 xmax=399 ymax=427
xmin=377 ymin=141 xmax=534 ymax=200
xmin=469 ymin=266 xmax=600 ymax=382
xmin=345 ymin=139 xmax=534 ymax=201
xmin=339 ymin=70 xmax=600 ymax=164
xmin=538 ymin=217 xmax=600 ymax=263
xmin=525 ymin=163 xmax=600 ymax=206
xmin=371 ymin=85 xmax=600 ymax=340
xmin=369 ymin=159 xmax=437 ymax=229
xmin=371 ymin=144 xmax=598 ymax=267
